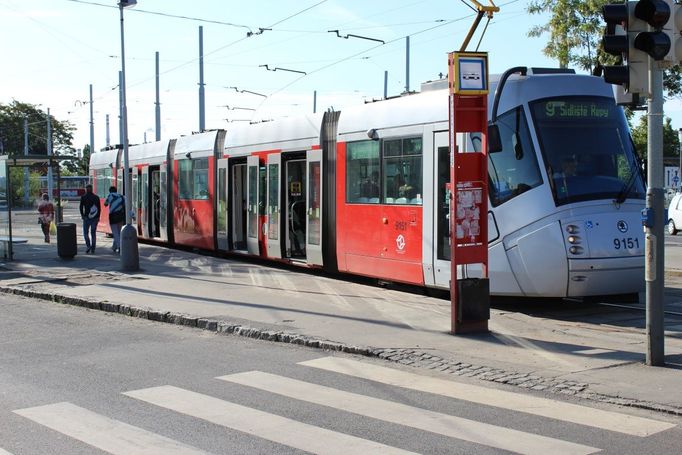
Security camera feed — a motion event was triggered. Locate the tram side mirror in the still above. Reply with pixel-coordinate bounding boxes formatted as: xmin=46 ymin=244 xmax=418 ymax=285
xmin=488 ymin=124 xmax=502 ymax=153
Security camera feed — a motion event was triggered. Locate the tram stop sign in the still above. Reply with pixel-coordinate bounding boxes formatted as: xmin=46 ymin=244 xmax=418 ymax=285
xmin=447 ymin=51 xmax=491 ymax=335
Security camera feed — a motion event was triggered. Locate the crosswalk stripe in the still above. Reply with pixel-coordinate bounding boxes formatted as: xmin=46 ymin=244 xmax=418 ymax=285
xmin=123 ymin=385 xmax=417 ymax=455
xmin=0 ymin=449 xmax=15 ymax=455
xmin=13 ymin=402 xmax=208 ymax=455
xmin=218 ymin=371 xmax=600 ymax=455
xmin=299 ymin=357 xmax=676 ymax=437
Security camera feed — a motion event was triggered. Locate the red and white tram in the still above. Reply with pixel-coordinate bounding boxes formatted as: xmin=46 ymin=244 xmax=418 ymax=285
xmin=90 ymin=68 xmax=646 ymax=298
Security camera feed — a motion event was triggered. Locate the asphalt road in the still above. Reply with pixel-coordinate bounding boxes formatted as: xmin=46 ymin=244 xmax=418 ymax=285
xmin=0 ymin=293 xmax=680 ymax=455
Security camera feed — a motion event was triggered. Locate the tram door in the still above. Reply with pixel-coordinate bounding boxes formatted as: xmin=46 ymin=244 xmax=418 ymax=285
xmin=140 ymin=167 xmax=149 ymax=237
xmin=266 ymin=154 xmax=282 ymax=258
xmin=150 ymin=166 xmax=161 ymax=238
xmin=306 ymin=150 xmax=323 ymax=265
xmin=131 ymin=172 xmax=139 ymax=232
xmin=286 ymin=159 xmax=306 ymax=260
xmin=216 ymin=158 xmax=229 ymax=251
xmin=246 ymin=156 xmax=260 ymax=255
xmin=433 ymin=131 xmax=452 ymax=288
xmin=231 ymin=162 xmax=247 ymax=251
xmin=159 ymin=166 xmax=168 ymax=242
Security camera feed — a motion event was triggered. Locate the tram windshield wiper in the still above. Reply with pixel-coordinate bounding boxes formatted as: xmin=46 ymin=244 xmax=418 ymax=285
xmin=614 ymin=164 xmax=638 ymax=204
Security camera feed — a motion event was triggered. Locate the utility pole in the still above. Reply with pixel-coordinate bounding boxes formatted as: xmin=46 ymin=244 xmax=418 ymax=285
xmin=198 ymin=26 xmax=206 ymax=132
xmin=89 ymin=84 xmax=95 ymax=159
xmin=384 ymin=70 xmax=388 ymax=99
xmin=313 ymin=90 xmax=317 ymax=114
xmin=106 ymin=114 xmax=111 ymax=147
xmin=678 ymin=128 xmax=682 ymax=192
xmin=119 ymin=71 xmax=124 ymax=146
xmin=46 ymin=108 xmax=53 ymax=206
xmin=23 ymin=116 xmax=29 ymax=206
xmin=155 ymin=51 xmax=161 ymax=141
xmin=405 ymin=36 xmax=410 ymax=93
xmin=646 ymin=60 xmax=665 ymax=366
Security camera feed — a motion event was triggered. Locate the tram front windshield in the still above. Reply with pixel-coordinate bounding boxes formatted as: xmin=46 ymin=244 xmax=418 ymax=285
xmin=531 ymin=96 xmax=644 ymax=206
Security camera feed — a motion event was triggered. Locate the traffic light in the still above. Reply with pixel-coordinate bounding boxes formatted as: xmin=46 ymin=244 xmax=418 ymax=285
xmin=602 ymin=1 xmax=674 ymax=97
xmin=602 ymin=2 xmax=649 ymax=96
xmin=663 ymin=0 xmax=682 ymax=63
xmin=634 ymin=0 xmax=672 ymax=59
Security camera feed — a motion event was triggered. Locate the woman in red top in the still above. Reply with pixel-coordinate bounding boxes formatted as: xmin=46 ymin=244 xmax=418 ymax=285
xmin=37 ymin=193 xmax=55 ymax=243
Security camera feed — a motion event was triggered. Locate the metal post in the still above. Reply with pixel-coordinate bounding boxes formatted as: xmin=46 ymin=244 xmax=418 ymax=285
xmin=119 ymin=71 xmax=124 ymax=147
xmin=23 ymin=116 xmax=29 ymax=207
xmin=313 ymin=90 xmax=317 ymax=114
xmin=106 ymin=114 xmax=111 ymax=147
xmin=119 ymin=2 xmax=139 ymax=271
xmin=646 ymin=60 xmax=665 ymax=366
xmin=198 ymin=26 xmax=205 ymax=132
xmin=47 ymin=108 xmax=53 ymax=205
xmin=678 ymin=128 xmax=682 ymax=192
xmin=155 ymin=51 xmax=161 ymax=141
xmin=384 ymin=70 xmax=388 ymax=99
xmin=89 ymin=84 xmax=95 ymax=157
xmin=405 ymin=36 xmax=410 ymax=93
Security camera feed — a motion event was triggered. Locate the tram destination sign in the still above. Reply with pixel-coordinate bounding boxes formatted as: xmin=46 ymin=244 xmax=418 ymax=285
xmin=535 ymin=99 xmax=613 ymax=121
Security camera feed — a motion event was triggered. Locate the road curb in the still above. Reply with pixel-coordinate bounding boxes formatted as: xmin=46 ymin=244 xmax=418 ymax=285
xmin=3 ymin=285 xmax=682 ymax=417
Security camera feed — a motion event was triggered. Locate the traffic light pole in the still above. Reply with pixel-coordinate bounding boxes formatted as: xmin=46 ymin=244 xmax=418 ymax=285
xmin=646 ymin=59 xmax=665 ymax=366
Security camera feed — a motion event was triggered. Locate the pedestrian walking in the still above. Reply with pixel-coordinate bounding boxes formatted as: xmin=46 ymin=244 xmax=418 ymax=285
xmin=104 ymin=186 xmax=125 ymax=254
xmin=37 ymin=193 xmax=55 ymax=243
xmin=79 ymin=183 xmax=101 ymax=254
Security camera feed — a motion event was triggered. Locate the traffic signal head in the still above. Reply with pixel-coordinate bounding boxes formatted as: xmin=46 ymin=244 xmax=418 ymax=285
xmin=633 ymin=0 xmax=671 ymax=60
xmin=602 ymin=2 xmax=649 ymax=97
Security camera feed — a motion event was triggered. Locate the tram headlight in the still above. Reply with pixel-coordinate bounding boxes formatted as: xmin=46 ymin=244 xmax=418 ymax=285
xmin=569 ymin=246 xmax=584 ymax=255
xmin=567 ymin=235 xmax=580 ymax=244
xmin=566 ymin=224 xmax=579 ymax=234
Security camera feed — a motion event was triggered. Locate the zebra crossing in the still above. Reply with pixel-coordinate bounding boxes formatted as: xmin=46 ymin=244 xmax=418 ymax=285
xmin=8 ymin=356 xmax=678 ymax=454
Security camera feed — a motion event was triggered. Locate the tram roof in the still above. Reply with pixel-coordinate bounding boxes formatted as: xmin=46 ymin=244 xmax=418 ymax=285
xmin=89 ymin=148 xmax=120 ymax=168
xmin=225 ymin=113 xmax=324 ymax=153
xmin=174 ymin=130 xmax=223 ymax=159
xmin=128 ymin=139 xmax=173 ymax=165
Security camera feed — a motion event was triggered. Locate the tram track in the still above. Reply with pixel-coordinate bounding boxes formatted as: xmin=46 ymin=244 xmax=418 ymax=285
xmin=595 ymin=301 xmax=682 ymax=318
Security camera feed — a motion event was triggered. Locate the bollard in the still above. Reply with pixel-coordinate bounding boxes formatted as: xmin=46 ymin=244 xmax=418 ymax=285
xmin=120 ymin=223 xmax=139 ymax=271
xmin=56 ymin=222 xmax=77 ymax=258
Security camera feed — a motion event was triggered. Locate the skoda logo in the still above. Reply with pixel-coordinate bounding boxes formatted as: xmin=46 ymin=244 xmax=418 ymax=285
xmin=617 ymin=220 xmax=628 ymax=233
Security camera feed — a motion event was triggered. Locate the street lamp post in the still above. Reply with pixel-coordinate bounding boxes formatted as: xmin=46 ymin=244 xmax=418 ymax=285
xmin=118 ymin=0 xmax=139 ymax=271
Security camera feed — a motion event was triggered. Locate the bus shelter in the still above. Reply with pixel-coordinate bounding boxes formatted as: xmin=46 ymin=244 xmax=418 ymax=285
xmin=0 ymin=154 xmax=74 ymax=260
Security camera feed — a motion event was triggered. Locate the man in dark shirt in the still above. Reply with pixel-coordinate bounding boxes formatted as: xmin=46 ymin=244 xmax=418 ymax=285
xmin=79 ymin=184 xmax=101 ymax=254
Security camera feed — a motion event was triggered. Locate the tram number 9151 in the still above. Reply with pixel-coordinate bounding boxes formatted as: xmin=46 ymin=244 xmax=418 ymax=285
xmin=613 ymin=237 xmax=640 ymax=250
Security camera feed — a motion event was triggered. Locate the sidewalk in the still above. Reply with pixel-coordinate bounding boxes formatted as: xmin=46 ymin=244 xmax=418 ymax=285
xmin=2 ymin=214 xmax=682 ymax=416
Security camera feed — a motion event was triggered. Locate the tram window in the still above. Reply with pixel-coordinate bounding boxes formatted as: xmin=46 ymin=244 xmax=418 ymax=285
xmin=488 ymin=107 xmax=542 ymax=206
xmin=179 ymin=158 xmax=209 ymax=200
xmin=383 ymin=137 xmax=422 ymax=205
xmin=531 ymin=96 xmax=644 ymax=205
xmin=94 ymin=168 xmax=112 ymax=198
xmin=346 ymin=140 xmax=380 ymax=203
xmin=259 ymin=166 xmax=267 ymax=215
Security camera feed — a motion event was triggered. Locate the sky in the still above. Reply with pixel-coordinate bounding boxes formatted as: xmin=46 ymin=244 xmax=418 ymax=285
xmin=2 ymin=0 xmax=680 ymax=152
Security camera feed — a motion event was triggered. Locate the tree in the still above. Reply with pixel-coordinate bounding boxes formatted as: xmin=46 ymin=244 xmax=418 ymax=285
xmin=0 ymin=101 xmax=75 ymax=157
xmin=631 ymin=115 xmax=680 ymax=160
xmin=527 ymin=0 xmax=682 ymax=94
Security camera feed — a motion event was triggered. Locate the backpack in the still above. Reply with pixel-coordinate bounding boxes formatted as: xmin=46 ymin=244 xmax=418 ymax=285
xmin=108 ymin=194 xmax=125 ymax=224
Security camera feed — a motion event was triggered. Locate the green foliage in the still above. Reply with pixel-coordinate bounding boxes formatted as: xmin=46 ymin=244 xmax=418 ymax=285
xmin=527 ymin=0 xmax=609 ymax=71
xmin=527 ymin=1 xmax=682 ymax=94
xmin=8 ymin=169 xmax=42 ymax=207
xmin=630 ymin=115 xmax=680 ymax=160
